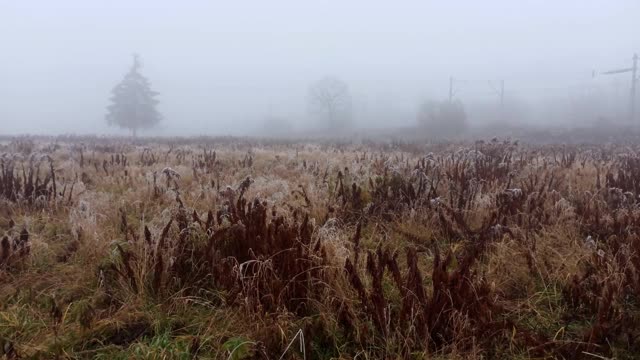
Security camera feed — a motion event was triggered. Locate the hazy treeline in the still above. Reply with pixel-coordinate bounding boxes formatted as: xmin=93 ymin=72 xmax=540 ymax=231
xmin=1 ymin=1 xmax=638 ymax=137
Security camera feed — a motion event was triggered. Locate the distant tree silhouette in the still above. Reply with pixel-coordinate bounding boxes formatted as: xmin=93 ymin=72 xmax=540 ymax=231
xmin=308 ymin=76 xmax=353 ymax=130
xmin=106 ymin=54 xmax=161 ymax=137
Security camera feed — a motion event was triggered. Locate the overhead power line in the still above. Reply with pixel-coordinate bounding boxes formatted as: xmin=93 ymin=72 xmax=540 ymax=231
xmin=595 ymin=53 xmax=638 ymax=122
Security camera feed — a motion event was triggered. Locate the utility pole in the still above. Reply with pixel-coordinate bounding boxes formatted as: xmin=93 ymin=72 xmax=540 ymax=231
xmin=631 ymin=53 xmax=638 ymax=122
xmin=599 ymin=53 xmax=638 ymax=122
xmin=449 ymin=76 xmax=454 ymax=102
xmin=488 ymin=79 xmax=505 ymax=111
xmin=500 ymin=80 xmax=505 ymax=110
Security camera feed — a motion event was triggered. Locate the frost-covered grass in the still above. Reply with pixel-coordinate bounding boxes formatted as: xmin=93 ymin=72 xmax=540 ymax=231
xmin=1 ymin=136 xmax=640 ymax=359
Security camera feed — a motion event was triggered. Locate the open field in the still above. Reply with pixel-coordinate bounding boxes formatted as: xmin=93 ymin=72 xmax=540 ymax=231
xmin=2 ymin=135 xmax=640 ymax=359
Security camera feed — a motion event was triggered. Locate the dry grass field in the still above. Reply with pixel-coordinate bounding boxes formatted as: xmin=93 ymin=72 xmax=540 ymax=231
xmin=1 ymin=135 xmax=640 ymax=359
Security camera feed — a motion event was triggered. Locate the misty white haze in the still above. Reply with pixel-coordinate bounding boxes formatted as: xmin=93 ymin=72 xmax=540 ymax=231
xmin=0 ymin=0 xmax=638 ymax=136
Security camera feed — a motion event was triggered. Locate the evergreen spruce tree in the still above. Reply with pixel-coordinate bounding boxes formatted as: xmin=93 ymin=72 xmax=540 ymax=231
xmin=106 ymin=54 xmax=161 ymax=137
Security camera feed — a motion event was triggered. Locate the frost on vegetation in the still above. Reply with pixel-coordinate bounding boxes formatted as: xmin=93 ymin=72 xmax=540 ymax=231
xmin=362 ymin=202 xmax=374 ymax=214
xmin=424 ymin=152 xmax=435 ymax=163
xmin=505 ymin=188 xmax=523 ymax=198
xmin=584 ymin=235 xmax=596 ymax=250
xmin=429 ymin=197 xmax=441 ymax=207
xmin=476 ymin=194 xmax=492 ymax=209
xmin=315 ymin=218 xmax=349 ymax=263
xmin=161 ymin=167 xmax=181 ymax=179
xmin=69 ymin=199 xmax=97 ymax=228
xmin=220 ymin=185 xmax=237 ymax=201
xmin=250 ymin=177 xmax=291 ymax=203
xmin=554 ymin=197 xmax=575 ymax=216
xmin=9 ymin=137 xmax=640 ymax=358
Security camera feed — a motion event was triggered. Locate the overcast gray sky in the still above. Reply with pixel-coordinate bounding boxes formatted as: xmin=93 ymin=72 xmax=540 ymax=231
xmin=0 ymin=1 xmax=638 ymax=135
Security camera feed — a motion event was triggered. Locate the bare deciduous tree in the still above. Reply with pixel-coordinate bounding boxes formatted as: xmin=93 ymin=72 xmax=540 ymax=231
xmin=307 ymin=76 xmax=353 ymax=130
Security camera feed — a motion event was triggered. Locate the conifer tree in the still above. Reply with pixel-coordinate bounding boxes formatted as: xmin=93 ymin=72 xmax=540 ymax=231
xmin=106 ymin=54 xmax=161 ymax=136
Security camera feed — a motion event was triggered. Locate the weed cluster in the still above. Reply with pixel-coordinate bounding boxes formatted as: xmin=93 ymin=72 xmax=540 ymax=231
xmin=2 ymin=136 xmax=640 ymax=358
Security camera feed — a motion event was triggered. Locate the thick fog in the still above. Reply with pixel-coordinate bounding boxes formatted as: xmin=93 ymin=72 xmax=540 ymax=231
xmin=1 ymin=1 xmax=638 ymax=136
